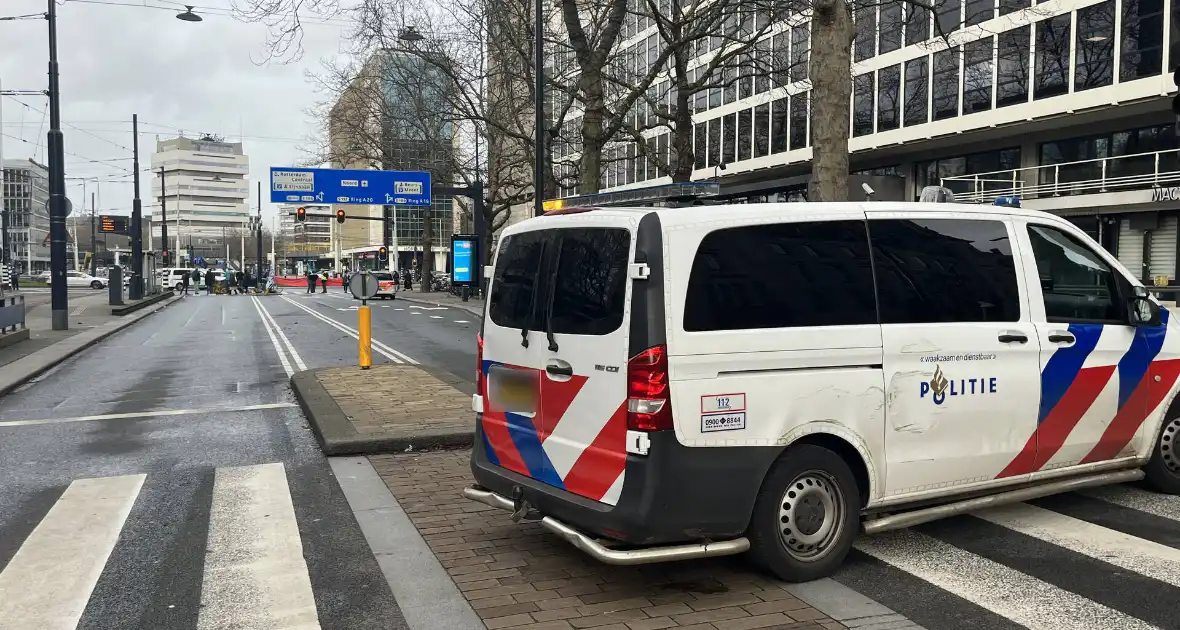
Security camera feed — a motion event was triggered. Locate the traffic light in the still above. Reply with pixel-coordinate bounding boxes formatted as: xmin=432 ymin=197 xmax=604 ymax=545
xmin=378 ymin=246 xmax=389 ymax=263
xmin=296 ymin=207 xmax=306 ymax=222
xmin=336 ymin=209 xmax=347 ymax=224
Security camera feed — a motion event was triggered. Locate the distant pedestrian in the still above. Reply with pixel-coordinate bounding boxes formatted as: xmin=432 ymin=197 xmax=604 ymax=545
xmin=307 ymin=270 xmax=317 ymax=293
xmin=205 ymin=268 xmax=215 ymax=295
xmin=191 ymin=268 xmax=201 ymax=295
xmin=227 ymin=269 xmax=238 ymax=295
xmin=342 ymin=271 xmax=350 ymax=293
xmin=320 ymin=270 xmax=328 ymax=293
xmin=181 ymin=271 xmax=190 ymax=296
xmin=10 ymin=268 xmax=19 ymax=292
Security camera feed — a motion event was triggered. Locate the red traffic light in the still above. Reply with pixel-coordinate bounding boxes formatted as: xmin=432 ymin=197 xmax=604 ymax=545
xmin=378 ymin=246 xmax=388 ymax=259
xmin=296 ymin=207 xmax=307 ymax=222
xmin=336 ymin=209 xmax=347 ymax=224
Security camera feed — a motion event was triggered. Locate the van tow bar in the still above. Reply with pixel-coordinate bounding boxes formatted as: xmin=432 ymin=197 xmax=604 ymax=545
xmin=510 ymin=486 xmax=531 ymax=523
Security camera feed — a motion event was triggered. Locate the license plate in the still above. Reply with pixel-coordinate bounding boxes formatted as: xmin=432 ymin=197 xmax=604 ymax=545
xmin=487 ymin=365 xmax=537 ymax=413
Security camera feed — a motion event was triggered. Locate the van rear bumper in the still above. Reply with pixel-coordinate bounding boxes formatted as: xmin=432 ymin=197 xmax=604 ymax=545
xmin=470 ymin=418 xmax=785 ymax=545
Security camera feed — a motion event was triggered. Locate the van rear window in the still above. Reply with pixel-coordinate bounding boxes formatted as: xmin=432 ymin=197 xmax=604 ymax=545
xmin=488 ymin=228 xmax=631 ymax=336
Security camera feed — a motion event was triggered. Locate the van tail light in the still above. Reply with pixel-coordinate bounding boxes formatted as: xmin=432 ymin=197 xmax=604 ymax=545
xmin=476 ymin=333 xmax=485 ymax=396
xmin=627 ymin=345 xmax=672 ymax=431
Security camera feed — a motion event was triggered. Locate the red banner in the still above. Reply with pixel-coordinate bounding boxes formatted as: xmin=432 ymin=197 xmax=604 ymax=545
xmin=274 ymin=276 xmax=343 ymax=287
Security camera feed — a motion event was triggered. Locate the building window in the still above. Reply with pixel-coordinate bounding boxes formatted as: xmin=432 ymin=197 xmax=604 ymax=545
xmin=855 ymin=5 xmax=877 ymax=62
xmin=880 ymin=1 xmax=903 ymax=53
xmin=963 ymin=37 xmax=994 ymax=113
xmin=965 ymin=0 xmax=993 ymax=25
xmin=684 ymin=221 xmax=877 ymax=332
xmin=878 ymin=65 xmax=901 ymax=131
xmin=871 ymin=219 xmax=1020 ymax=324
xmin=658 ymin=134 xmax=669 ymax=174
xmin=1076 ymin=1 xmax=1116 ymax=91
xmin=997 ymin=26 xmax=1030 ymax=107
xmin=789 ymin=92 xmax=809 ymax=150
xmin=906 ymin=5 xmax=930 ymax=45
xmin=936 ymin=0 xmax=961 ymax=34
xmin=790 ymin=25 xmax=810 ymax=82
xmin=1041 ymin=123 xmax=1178 ymax=193
xmin=932 ymin=47 xmax=961 ymax=120
xmin=772 ymin=97 xmax=789 ymax=153
xmin=1120 ymin=0 xmax=1164 ymax=82
xmin=738 ymin=109 xmax=752 ymax=162
xmin=707 ymin=118 xmax=721 ymax=167
xmin=754 ymin=104 xmax=771 ymax=157
xmin=694 ymin=123 xmax=706 ymax=170
xmin=999 ymin=0 xmax=1027 ymax=15
xmin=916 ymin=147 xmax=1021 ymax=193
xmin=723 ymin=113 xmax=738 ymax=164
xmin=1035 ymin=13 xmax=1072 ymax=99
xmin=904 ymin=57 xmax=929 ymax=126
xmin=853 ymin=73 xmax=876 ymax=137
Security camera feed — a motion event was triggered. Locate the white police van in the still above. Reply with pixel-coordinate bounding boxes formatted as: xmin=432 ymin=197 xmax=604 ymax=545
xmin=464 ymin=201 xmax=1180 ymax=582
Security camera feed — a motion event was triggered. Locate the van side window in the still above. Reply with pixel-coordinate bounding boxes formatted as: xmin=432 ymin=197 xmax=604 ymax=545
xmin=1026 ymin=224 xmax=1123 ymax=323
xmin=549 ymin=228 xmax=630 ymax=336
xmin=870 ymin=218 xmax=1020 ymax=324
xmin=684 ymin=221 xmax=877 ymax=331
xmin=488 ymin=231 xmax=547 ymax=330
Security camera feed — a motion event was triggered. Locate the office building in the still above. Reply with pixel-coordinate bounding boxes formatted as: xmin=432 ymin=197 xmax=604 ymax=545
xmin=150 ymin=135 xmax=251 ymax=265
xmin=278 ymin=203 xmax=333 ymax=257
xmin=549 ymin=0 xmax=1180 ymax=284
xmin=1 ymin=158 xmax=53 ymax=273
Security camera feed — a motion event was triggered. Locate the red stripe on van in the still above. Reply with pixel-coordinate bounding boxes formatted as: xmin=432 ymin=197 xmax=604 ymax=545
xmin=561 ymin=402 xmax=627 ymax=501
xmin=538 ymin=375 xmax=587 ymax=441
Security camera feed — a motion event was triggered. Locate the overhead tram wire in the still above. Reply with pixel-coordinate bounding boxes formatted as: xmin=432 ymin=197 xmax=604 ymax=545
xmin=3 ymin=95 xmax=134 ymax=153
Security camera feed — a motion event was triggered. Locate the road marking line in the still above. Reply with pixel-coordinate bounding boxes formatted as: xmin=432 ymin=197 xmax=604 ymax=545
xmin=198 ymin=463 xmax=321 ymax=630
xmin=430 ymin=315 xmax=443 ymax=319
xmin=281 ymin=296 xmax=418 ymax=365
xmin=975 ymin=502 xmax=1180 ymax=588
xmin=855 ymin=529 xmax=1155 ymax=630
xmin=411 ymin=312 xmax=422 ymax=315
xmin=254 ymin=297 xmax=307 ymax=371
xmin=395 ymin=308 xmax=404 ymax=311
xmin=252 ymin=296 xmax=294 ymax=376
xmin=454 ymin=320 xmax=470 ymax=324
xmin=1082 ymin=485 xmax=1180 ymax=523
xmin=0 ymin=403 xmax=299 ymax=427
xmin=0 ymin=474 xmax=145 ymax=629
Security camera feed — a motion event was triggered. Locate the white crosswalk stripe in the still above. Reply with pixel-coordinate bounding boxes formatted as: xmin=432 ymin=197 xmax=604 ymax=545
xmin=0 ymin=463 xmax=322 ymax=630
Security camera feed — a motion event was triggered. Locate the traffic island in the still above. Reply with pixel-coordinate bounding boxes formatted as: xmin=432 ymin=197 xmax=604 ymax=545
xmin=291 ymin=363 xmax=474 ymax=456
xmin=111 ymin=290 xmax=174 ymax=316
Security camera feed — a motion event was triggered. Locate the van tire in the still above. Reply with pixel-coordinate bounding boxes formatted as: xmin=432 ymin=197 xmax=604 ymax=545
xmin=1144 ymin=414 xmax=1180 ymax=494
xmin=747 ymin=444 xmax=861 ymax=583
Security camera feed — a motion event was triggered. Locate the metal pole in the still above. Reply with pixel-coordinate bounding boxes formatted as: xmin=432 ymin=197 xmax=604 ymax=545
xmin=73 ymin=180 xmax=82 ymax=271
xmin=89 ymin=191 xmax=96 ymax=275
xmin=256 ymin=180 xmax=263 ymax=276
xmin=160 ymin=166 xmax=168 ymax=267
xmin=382 ymin=205 xmax=393 ymax=272
xmin=533 ymin=0 xmax=544 ymax=217
xmin=47 ymin=0 xmax=70 ymax=328
xmin=0 ymin=76 xmax=7 ymax=268
xmin=129 ymin=114 xmax=143 ymax=300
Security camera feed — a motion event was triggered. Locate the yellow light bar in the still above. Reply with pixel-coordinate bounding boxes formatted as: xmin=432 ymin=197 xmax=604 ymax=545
xmin=542 ymin=199 xmax=565 ymax=211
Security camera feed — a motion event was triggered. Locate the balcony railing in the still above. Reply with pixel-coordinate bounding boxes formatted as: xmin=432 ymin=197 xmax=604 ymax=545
xmin=940 ymin=149 xmax=1180 ymax=203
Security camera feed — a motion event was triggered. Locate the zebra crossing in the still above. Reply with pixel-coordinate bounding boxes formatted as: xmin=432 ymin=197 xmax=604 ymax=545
xmin=0 ymin=463 xmax=322 ymax=630
xmin=831 ymin=483 xmax=1180 ymax=630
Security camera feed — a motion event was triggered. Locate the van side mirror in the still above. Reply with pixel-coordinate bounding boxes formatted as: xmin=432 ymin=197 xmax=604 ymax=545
xmin=1129 ymin=295 xmax=1162 ymax=327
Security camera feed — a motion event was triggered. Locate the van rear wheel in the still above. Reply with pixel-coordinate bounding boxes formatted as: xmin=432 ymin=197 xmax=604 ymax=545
xmin=1144 ymin=414 xmax=1180 ymax=494
xmin=747 ymin=444 xmax=861 ymax=582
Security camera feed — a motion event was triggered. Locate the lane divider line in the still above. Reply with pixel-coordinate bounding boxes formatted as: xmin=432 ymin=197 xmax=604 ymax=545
xmin=253 ymin=296 xmax=308 ymax=372
xmin=280 ymin=296 xmax=419 ymax=365
xmin=251 ymin=296 xmax=294 ymax=377
xmin=0 ymin=403 xmax=298 ymax=427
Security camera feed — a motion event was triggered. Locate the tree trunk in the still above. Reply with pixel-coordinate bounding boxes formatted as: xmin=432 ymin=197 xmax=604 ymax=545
xmin=578 ymin=72 xmax=605 ymax=195
xmin=807 ymin=0 xmax=854 ymax=202
xmin=671 ymin=87 xmax=694 ymax=182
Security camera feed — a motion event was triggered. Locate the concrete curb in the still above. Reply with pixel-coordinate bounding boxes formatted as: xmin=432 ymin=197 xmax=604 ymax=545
xmin=111 ymin=290 xmax=174 ymax=316
xmin=397 ymin=294 xmax=483 ymax=318
xmin=0 ymin=328 xmax=30 ymax=351
xmin=290 ymin=367 xmax=475 ymax=456
xmin=0 ymin=294 xmax=181 ymax=397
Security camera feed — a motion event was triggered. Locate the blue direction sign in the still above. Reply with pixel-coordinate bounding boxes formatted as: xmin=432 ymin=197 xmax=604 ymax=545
xmin=269 ymin=167 xmax=432 ymax=206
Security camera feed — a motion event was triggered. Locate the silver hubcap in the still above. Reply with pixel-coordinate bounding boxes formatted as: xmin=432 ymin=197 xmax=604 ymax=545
xmin=777 ymin=471 xmax=844 ymax=562
xmin=1162 ymin=417 xmax=1180 ymax=474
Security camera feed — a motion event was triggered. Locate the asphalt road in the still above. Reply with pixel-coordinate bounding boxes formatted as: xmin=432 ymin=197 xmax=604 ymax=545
xmin=0 ymin=294 xmax=408 ymax=630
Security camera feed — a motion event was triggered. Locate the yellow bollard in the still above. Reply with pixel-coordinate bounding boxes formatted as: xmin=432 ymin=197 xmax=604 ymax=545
xmin=358 ymin=304 xmax=372 ymax=369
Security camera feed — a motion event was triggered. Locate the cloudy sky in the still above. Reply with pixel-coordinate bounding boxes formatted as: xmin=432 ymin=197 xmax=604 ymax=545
xmin=1 ymin=0 xmax=349 ymax=225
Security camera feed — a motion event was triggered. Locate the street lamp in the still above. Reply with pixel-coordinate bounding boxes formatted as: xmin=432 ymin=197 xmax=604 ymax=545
xmin=43 ymin=0 xmax=201 ymax=325
xmin=399 ymin=26 xmax=425 ymax=42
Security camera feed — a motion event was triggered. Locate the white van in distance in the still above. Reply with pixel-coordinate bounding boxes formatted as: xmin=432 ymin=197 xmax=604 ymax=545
xmin=463 ymin=202 xmax=1180 ymax=582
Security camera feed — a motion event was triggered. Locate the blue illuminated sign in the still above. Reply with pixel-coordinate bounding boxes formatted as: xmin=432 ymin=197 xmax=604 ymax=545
xmin=452 ymin=238 xmax=475 ymax=285
xmin=269 ymin=167 xmax=431 ymax=206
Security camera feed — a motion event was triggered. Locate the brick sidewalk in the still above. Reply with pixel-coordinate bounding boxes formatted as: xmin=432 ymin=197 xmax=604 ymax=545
xmin=371 ymin=450 xmax=847 ymax=630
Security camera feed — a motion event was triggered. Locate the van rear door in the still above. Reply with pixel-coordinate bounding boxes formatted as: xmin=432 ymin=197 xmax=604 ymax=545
xmin=481 ymin=219 xmax=635 ymax=505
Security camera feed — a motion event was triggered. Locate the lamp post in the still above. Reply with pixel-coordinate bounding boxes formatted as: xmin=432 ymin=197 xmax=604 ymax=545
xmin=159 ymin=167 xmax=168 ymax=267
xmin=42 ymin=1 xmax=201 ymax=315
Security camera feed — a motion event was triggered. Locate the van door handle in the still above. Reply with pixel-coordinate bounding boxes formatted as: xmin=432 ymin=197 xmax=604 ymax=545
xmin=998 ymin=332 xmax=1028 ymax=343
xmin=1048 ymin=332 xmax=1075 ymax=344
xmin=546 ymin=364 xmax=573 ymax=377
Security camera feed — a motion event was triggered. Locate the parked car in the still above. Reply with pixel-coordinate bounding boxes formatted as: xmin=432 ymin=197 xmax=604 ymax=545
xmin=48 ymin=271 xmax=105 ymax=289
